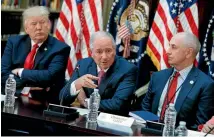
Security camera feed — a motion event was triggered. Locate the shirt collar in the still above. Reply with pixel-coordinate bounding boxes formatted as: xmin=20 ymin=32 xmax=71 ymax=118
xmin=97 ymin=65 xmax=109 ymax=73
xmin=174 ymin=64 xmax=193 ymax=80
xmin=31 ymin=40 xmax=43 ymax=48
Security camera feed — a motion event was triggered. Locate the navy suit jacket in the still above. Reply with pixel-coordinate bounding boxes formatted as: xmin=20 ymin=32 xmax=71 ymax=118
xmin=141 ymin=67 xmax=214 ymax=130
xmin=1 ymin=35 xmax=70 ymax=103
xmin=59 ymin=56 xmax=138 ymax=115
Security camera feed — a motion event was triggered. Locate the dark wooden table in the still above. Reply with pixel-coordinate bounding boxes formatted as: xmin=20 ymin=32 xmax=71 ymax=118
xmin=1 ymin=95 xmax=148 ymax=136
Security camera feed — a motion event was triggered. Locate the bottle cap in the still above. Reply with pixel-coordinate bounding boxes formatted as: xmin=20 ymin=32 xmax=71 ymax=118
xmin=94 ymin=89 xmax=99 ymax=92
xmin=179 ymin=121 xmax=186 ymax=126
xmin=9 ymin=74 xmax=14 ymax=78
xmin=169 ymin=103 xmax=175 ymax=107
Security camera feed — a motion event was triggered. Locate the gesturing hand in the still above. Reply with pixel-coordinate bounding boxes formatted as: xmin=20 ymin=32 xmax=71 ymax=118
xmin=75 ymin=74 xmax=99 ymax=90
xmin=202 ymin=122 xmax=214 ymax=134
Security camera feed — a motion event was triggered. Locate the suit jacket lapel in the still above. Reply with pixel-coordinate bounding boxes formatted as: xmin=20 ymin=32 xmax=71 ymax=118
xmin=175 ymin=67 xmax=198 ymax=113
xmin=33 ymin=36 xmax=51 ymax=69
xmin=21 ymin=37 xmax=31 ymax=64
xmin=98 ymin=57 xmax=119 ymax=96
xmin=152 ymin=68 xmax=174 ymax=113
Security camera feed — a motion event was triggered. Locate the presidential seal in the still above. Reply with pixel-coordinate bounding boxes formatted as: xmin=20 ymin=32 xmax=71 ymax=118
xmin=119 ymin=0 xmax=149 ymax=41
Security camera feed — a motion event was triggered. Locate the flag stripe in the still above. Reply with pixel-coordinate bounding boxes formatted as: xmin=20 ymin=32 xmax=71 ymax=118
xmin=152 ymin=22 xmax=170 ymax=68
xmin=147 ymin=38 xmax=161 ymax=69
xmin=118 ymin=24 xmax=130 ymax=38
xmin=158 ymin=5 xmax=173 ymax=42
xmin=59 ymin=12 xmax=69 ymax=31
xmin=190 ymin=4 xmax=199 ymax=30
xmin=66 ymin=0 xmax=80 ymax=67
xmin=77 ymin=4 xmax=91 ymax=56
xmin=55 ymin=29 xmax=65 ymax=42
xmin=66 ymin=0 xmax=72 ymax=12
xmin=155 ymin=11 xmax=170 ymax=50
xmin=71 ymin=1 xmax=83 ymax=61
xmin=84 ymin=0 xmax=95 ymax=35
xmin=185 ymin=7 xmax=198 ymax=36
xmin=88 ymin=0 xmax=100 ymax=31
xmin=96 ymin=0 xmax=103 ymax=30
xmin=55 ymin=0 xmax=103 ymax=79
xmin=147 ymin=0 xmax=198 ymax=70
xmin=150 ymin=29 xmax=169 ymax=69
xmin=160 ymin=1 xmax=177 ymax=35
xmin=179 ymin=12 xmax=192 ymax=33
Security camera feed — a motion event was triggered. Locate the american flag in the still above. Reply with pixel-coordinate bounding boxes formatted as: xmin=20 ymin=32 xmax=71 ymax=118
xmin=146 ymin=0 xmax=199 ymax=70
xmin=198 ymin=10 xmax=214 ymax=79
xmin=55 ymin=0 xmax=103 ymax=79
xmin=118 ymin=20 xmax=132 ymax=57
xmin=118 ymin=20 xmax=131 ymax=39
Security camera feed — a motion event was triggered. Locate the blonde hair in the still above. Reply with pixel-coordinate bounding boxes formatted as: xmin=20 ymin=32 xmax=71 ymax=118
xmin=22 ymin=6 xmax=50 ymax=25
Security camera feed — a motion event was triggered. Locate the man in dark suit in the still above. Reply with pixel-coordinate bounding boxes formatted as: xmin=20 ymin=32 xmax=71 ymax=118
xmin=141 ymin=32 xmax=214 ymax=130
xmin=1 ymin=6 xmax=70 ymax=103
xmin=59 ymin=31 xmax=138 ymax=115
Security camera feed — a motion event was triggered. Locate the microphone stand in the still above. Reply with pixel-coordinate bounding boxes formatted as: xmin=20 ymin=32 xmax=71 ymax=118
xmin=60 ymin=64 xmax=80 ymax=105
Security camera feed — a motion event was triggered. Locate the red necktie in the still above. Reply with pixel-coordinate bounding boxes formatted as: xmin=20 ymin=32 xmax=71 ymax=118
xmin=24 ymin=44 xmax=39 ymax=69
xmin=160 ymin=72 xmax=180 ymax=121
xmin=98 ymin=70 xmax=105 ymax=86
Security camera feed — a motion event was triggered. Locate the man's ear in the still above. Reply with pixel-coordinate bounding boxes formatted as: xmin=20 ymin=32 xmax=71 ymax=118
xmin=24 ymin=26 xmax=28 ymax=34
xmin=90 ymin=51 xmax=93 ymax=58
xmin=90 ymin=48 xmax=93 ymax=56
xmin=186 ymin=47 xmax=194 ymax=58
xmin=48 ymin=19 xmax=51 ymax=30
xmin=23 ymin=20 xmax=28 ymax=34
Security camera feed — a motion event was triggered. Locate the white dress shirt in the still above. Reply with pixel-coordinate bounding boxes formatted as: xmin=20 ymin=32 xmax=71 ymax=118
xmin=157 ymin=65 xmax=193 ymax=116
xmin=70 ymin=65 xmax=109 ymax=96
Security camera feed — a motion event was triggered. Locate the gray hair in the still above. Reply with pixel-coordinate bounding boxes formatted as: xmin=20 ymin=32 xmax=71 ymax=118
xmin=89 ymin=31 xmax=116 ymax=50
xmin=176 ymin=32 xmax=201 ymax=54
xmin=22 ymin=6 xmax=50 ymax=25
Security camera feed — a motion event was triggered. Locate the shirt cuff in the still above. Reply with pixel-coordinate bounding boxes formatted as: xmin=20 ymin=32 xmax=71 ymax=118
xmin=18 ymin=68 xmax=24 ymax=77
xmin=21 ymin=87 xmax=31 ymax=96
xmin=70 ymin=80 xmax=81 ymax=96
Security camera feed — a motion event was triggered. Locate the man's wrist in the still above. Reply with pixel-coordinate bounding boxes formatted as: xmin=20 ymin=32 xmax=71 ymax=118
xmin=18 ymin=68 xmax=24 ymax=77
xmin=74 ymin=80 xmax=83 ymax=91
xmin=84 ymin=98 xmax=89 ymax=108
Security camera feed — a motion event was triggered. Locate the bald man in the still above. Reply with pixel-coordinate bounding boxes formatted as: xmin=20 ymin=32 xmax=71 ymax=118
xmin=141 ymin=32 xmax=214 ymax=130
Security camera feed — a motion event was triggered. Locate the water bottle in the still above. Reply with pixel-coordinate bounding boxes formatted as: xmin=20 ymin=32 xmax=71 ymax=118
xmin=86 ymin=121 xmax=98 ymax=130
xmin=4 ymin=74 xmax=16 ymax=107
xmin=175 ymin=121 xmax=188 ymax=137
xmin=87 ymin=89 xmax=101 ymax=122
xmin=3 ymin=106 xmax=14 ymax=114
xmin=162 ymin=103 xmax=177 ymax=137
